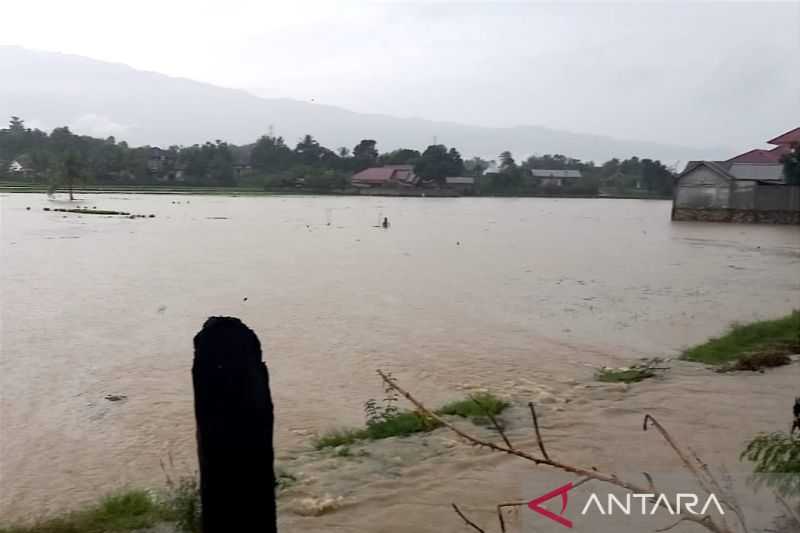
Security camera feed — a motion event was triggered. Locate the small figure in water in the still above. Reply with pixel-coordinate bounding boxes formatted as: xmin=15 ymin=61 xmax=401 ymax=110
xmin=382 ymin=217 xmax=390 ymax=229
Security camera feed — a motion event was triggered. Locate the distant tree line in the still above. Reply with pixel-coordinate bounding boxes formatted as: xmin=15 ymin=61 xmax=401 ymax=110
xmin=0 ymin=116 xmax=676 ymax=195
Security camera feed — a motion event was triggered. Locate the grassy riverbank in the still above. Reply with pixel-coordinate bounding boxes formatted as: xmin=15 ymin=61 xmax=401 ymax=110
xmin=682 ymin=311 xmax=800 ymax=369
xmin=0 ymin=489 xmax=195 ymax=533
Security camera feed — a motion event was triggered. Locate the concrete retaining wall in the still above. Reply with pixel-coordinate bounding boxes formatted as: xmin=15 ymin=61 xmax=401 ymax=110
xmin=672 ymin=207 xmax=800 ymax=225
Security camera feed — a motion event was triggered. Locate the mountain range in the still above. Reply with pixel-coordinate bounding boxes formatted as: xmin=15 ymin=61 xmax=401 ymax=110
xmin=0 ymin=46 xmax=730 ymax=164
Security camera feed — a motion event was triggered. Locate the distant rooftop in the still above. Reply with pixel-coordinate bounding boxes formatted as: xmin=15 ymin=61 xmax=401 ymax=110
xmin=767 ymin=127 xmax=800 ymax=146
xmin=445 ymin=177 xmax=475 ymax=184
xmin=351 ymin=165 xmax=418 ymax=186
xmin=530 ymin=169 xmax=582 ymax=178
xmin=681 ymin=161 xmax=785 ymax=184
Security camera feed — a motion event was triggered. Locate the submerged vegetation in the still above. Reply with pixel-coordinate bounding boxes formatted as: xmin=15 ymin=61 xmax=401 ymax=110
xmin=596 ymin=366 xmax=657 ymax=383
xmin=682 ymin=311 xmax=800 ymax=370
xmin=595 ymin=358 xmax=667 ymax=383
xmin=0 ymin=490 xmax=181 ymax=533
xmin=313 ymin=388 xmax=509 ymax=450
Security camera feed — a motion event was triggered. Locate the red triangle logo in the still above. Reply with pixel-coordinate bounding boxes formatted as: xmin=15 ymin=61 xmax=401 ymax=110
xmin=528 ymin=482 xmax=574 ymax=528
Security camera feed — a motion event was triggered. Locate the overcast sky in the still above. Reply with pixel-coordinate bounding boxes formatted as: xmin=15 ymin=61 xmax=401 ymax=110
xmin=2 ymin=1 xmax=798 ymax=149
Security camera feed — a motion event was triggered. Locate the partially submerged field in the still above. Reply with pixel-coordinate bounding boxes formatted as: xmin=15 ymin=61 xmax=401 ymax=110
xmin=682 ymin=311 xmax=800 ymax=370
xmin=3 ymin=193 xmax=799 ymax=532
xmin=4 ymin=354 xmax=799 ymax=533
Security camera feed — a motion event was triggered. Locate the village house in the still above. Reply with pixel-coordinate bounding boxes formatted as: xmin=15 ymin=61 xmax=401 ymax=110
xmin=672 ymin=127 xmax=799 ymax=224
xmin=445 ymin=176 xmax=476 ymax=194
xmin=350 ymin=165 xmax=420 ymax=188
xmin=529 ymin=169 xmax=582 ymax=188
xmin=7 ymin=159 xmax=29 ymax=176
xmin=146 ymin=147 xmax=173 ymax=174
xmin=727 ymin=127 xmax=799 ymax=164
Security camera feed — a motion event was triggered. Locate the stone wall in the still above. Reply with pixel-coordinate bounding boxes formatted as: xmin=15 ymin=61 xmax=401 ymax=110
xmin=672 ymin=207 xmax=800 ymax=225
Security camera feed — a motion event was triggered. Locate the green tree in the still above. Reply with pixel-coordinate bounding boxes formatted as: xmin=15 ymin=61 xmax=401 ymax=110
xmin=414 ymin=144 xmax=464 ymax=183
xmin=640 ymin=158 xmax=674 ymax=194
xmin=48 ymin=150 xmax=85 ymax=200
xmin=499 ymin=151 xmax=516 ymax=173
xmin=379 ymin=148 xmax=421 ymax=165
xmin=781 ymin=143 xmax=800 ymax=185
xmin=251 ymin=135 xmax=293 ymax=173
xmin=294 ymin=134 xmax=331 ymax=166
xmin=352 ymin=139 xmax=378 ymax=168
xmin=464 ymin=156 xmax=488 ymax=177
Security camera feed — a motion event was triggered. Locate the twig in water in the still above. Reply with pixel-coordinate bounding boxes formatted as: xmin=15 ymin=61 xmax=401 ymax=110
xmin=452 ymin=503 xmax=486 ymax=533
xmin=470 ymin=394 xmax=513 ymax=449
xmin=377 ymin=370 xmax=734 ymax=533
xmin=528 ymin=401 xmax=550 ymax=461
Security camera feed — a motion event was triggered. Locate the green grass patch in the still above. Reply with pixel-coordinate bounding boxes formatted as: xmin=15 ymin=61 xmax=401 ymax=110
xmin=436 ymin=393 xmax=510 ymax=419
xmin=0 ymin=490 xmax=173 ymax=533
xmin=313 ymin=411 xmax=442 ymax=449
xmin=313 ymin=393 xmax=511 ymax=449
xmin=682 ymin=311 xmax=800 ymax=366
xmin=596 ymin=367 xmax=657 ymax=383
xmin=364 ymin=411 xmax=441 ymax=439
xmin=312 ymin=428 xmax=366 ymax=449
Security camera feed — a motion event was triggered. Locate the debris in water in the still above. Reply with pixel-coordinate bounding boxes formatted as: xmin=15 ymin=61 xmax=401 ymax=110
xmin=157 ymin=305 xmax=167 ymax=314
xmin=104 ymin=394 xmax=127 ymax=402
xmin=290 ymin=495 xmax=345 ymax=517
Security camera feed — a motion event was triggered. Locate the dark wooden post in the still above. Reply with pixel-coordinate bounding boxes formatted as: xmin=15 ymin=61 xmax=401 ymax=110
xmin=193 ymin=317 xmax=276 ymax=533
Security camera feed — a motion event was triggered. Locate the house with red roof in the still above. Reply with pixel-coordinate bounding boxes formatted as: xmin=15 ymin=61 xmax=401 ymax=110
xmin=727 ymin=127 xmax=800 ymax=164
xmin=672 ymin=127 xmax=799 ymax=224
xmin=351 ymin=165 xmax=420 ymax=188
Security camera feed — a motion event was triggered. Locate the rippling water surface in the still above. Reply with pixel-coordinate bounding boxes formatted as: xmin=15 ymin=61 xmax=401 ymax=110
xmin=1 ymin=193 xmax=798 ymax=521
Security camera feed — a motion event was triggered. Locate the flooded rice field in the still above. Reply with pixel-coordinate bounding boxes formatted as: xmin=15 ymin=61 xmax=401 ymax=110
xmin=1 ymin=193 xmax=799 ymax=529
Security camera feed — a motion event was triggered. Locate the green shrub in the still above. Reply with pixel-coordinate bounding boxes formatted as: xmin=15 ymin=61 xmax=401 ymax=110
xmin=313 ymin=428 xmax=366 ymax=450
xmin=436 ymin=393 xmax=509 ymax=419
xmin=313 ymin=411 xmax=441 ymax=449
xmin=0 ymin=490 xmax=171 ymax=533
xmin=683 ymin=311 xmax=800 ymax=365
xmin=363 ymin=411 xmax=441 ymax=439
xmin=741 ymin=432 xmax=800 ymax=496
xmin=596 ymin=367 xmax=657 ymax=383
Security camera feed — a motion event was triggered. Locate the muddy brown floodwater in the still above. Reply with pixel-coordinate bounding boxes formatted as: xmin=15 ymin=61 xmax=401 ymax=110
xmin=1 ymin=193 xmax=799 ymax=530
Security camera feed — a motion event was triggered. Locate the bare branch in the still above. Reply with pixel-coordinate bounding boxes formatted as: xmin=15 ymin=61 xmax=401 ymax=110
xmin=774 ymin=491 xmax=800 ymax=529
xmin=643 ymin=471 xmax=656 ymax=493
xmin=644 ymin=415 xmax=716 ymax=497
xmin=451 ymin=503 xmax=486 ymax=533
xmin=379 ymin=371 xmax=733 ymax=533
xmin=470 ymin=394 xmax=514 ymax=449
xmin=528 ymin=401 xmax=550 ymax=461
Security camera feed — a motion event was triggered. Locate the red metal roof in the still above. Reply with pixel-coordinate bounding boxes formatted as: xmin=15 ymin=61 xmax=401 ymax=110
xmin=727 ymin=149 xmax=782 ymax=164
xmin=767 ymin=127 xmax=800 ymax=146
xmin=351 ymin=165 xmax=418 ymax=186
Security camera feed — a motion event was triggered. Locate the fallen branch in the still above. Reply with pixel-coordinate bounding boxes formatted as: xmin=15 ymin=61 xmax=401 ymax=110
xmin=470 ymin=394 xmax=514 ymax=449
xmin=377 ymin=370 xmax=735 ymax=533
xmin=452 ymin=503 xmax=486 ymax=533
xmin=528 ymin=401 xmax=550 ymax=461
